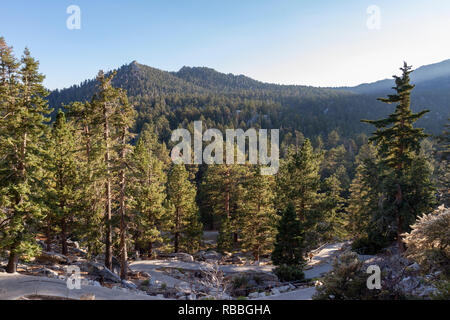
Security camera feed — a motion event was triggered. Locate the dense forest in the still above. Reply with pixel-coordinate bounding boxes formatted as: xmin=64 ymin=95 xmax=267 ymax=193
xmin=1 ymin=37 xmax=449 ymax=287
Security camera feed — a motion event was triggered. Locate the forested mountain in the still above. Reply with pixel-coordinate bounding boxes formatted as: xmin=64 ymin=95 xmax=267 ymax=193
xmin=48 ymin=60 xmax=449 ymax=147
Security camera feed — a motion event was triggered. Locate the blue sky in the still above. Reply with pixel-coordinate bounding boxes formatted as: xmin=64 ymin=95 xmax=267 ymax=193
xmin=2 ymin=0 xmax=450 ymax=89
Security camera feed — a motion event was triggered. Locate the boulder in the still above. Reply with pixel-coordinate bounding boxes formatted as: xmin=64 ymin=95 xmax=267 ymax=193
xmin=66 ymin=239 xmax=80 ymax=249
xmin=94 ymin=254 xmax=122 ymax=275
xmin=174 ymin=253 xmax=194 ymax=263
xmin=122 ymin=279 xmax=138 ymax=289
xmin=36 ymin=251 xmax=69 ymax=264
xmin=36 ymin=267 xmax=59 ymax=278
xmin=278 ymin=285 xmax=290 ymax=293
xmin=406 ymin=262 xmax=421 ymax=272
xmin=203 ymin=250 xmax=221 ymax=261
xmin=78 ymin=261 xmax=121 ymax=283
xmin=244 ymin=271 xmax=278 ymax=283
xmin=248 ymin=292 xmax=259 ymax=299
xmin=271 ymin=288 xmax=280 ymax=295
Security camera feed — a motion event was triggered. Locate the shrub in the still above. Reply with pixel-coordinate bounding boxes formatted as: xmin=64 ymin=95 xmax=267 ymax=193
xmin=313 ymin=251 xmax=372 ymax=300
xmin=231 ymin=275 xmax=249 ymax=290
xmin=403 ymin=205 xmax=450 ymax=275
xmin=273 ymin=264 xmax=304 ymax=282
xmin=432 ymin=276 xmax=450 ymax=300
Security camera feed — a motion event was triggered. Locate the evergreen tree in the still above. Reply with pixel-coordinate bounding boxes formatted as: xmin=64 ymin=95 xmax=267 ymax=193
xmin=90 ymin=70 xmax=130 ymax=269
xmin=320 ymin=173 xmax=346 ymax=241
xmin=276 ymin=139 xmax=323 ymax=247
xmin=271 ymin=202 xmax=305 ymax=267
xmin=201 ymin=162 xmax=249 ymax=251
xmin=0 ymin=41 xmax=51 ymax=273
xmin=66 ymin=100 xmax=104 ymax=257
xmin=362 ymin=62 xmax=435 ymax=251
xmin=44 ymin=110 xmax=79 ymax=255
xmin=129 ymin=127 xmax=167 ymax=257
xmin=167 ymin=164 xmax=202 ymax=253
xmin=240 ymin=166 xmax=277 ymax=260
xmin=347 ymin=144 xmax=379 ymax=240
xmin=113 ymin=87 xmax=135 ymax=279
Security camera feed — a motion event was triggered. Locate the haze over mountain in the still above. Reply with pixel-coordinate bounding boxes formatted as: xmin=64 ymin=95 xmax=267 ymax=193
xmin=341 ymin=59 xmax=450 ymax=95
xmin=48 ymin=60 xmax=450 ymax=141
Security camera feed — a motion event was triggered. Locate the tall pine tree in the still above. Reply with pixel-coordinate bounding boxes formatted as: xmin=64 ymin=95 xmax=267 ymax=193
xmin=0 ymin=41 xmax=51 ymax=272
xmin=362 ymin=62 xmax=435 ymax=251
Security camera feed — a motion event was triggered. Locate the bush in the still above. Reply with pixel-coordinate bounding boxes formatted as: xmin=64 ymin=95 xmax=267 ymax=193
xmin=273 ymin=264 xmax=304 ymax=282
xmin=432 ymin=276 xmax=450 ymax=300
xmin=231 ymin=275 xmax=249 ymax=290
xmin=313 ymin=251 xmax=373 ymax=300
xmin=403 ymin=205 xmax=450 ymax=275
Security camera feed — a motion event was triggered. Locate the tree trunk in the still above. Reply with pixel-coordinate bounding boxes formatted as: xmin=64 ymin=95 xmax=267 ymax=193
xmin=103 ymin=104 xmax=112 ymax=270
xmin=174 ymin=207 xmax=180 ymax=253
xmin=61 ymin=218 xmax=68 ymax=255
xmin=174 ymin=232 xmax=179 ymax=253
xmin=148 ymin=241 xmax=153 ymax=257
xmin=6 ymin=248 xmax=18 ymax=273
xmin=119 ymin=132 xmax=128 ymax=280
xmin=46 ymin=223 xmax=52 ymax=252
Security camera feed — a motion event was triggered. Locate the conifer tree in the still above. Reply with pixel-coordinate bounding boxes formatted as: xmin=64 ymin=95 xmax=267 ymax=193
xmin=0 ymin=41 xmax=51 ymax=273
xmin=90 ymin=70 xmax=125 ymax=269
xmin=347 ymin=144 xmax=379 ymax=239
xmin=201 ymin=162 xmax=249 ymax=251
xmin=44 ymin=110 xmax=79 ymax=255
xmin=321 ymin=174 xmax=346 ymax=241
xmin=66 ymin=100 xmax=104 ymax=257
xmin=271 ymin=202 xmax=305 ymax=267
xmin=114 ymin=88 xmax=135 ymax=279
xmin=362 ymin=62 xmax=435 ymax=251
xmin=276 ymin=139 xmax=323 ymax=247
xmin=167 ymin=164 xmax=202 ymax=253
xmin=240 ymin=166 xmax=277 ymax=261
xmin=129 ymin=126 xmax=167 ymax=257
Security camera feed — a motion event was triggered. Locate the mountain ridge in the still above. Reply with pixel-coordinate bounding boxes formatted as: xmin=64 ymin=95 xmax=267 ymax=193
xmin=47 ymin=59 xmax=450 ymax=139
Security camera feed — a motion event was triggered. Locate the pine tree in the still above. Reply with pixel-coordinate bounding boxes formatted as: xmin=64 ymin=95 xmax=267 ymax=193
xmin=362 ymin=62 xmax=435 ymax=251
xmin=271 ymin=202 xmax=305 ymax=267
xmin=321 ymin=173 xmax=346 ymax=241
xmin=113 ymin=87 xmax=135 ymax=279
xmin=167 ymin=164 xmax=202 ymax=253
xmin=0 ymin=41 xmax=51 ymax=273
xmin=276 ymin=139 xmax=323 ymax=247
xmin=201 ymin=162 xmax=249 ymax=251
xmin=90 ymin=70 xmax=131 ymax=269
xmin=347 ymin=144 xmax=379 ymax=239
xmin=66 ymin=100 xmax=104 ymax=257
xmin=44 ymin=110 xmax=79 ymax=255
xmin=240 ymin=166 xmax=277 ymax=261
xmin=129 ymin=126 xmax=167 ymax=258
